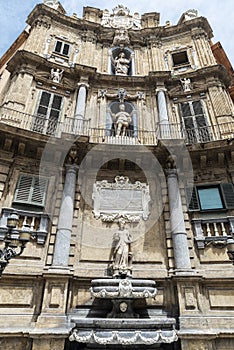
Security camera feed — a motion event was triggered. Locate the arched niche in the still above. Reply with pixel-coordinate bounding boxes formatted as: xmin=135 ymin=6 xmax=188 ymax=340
xmin=106 ymin=101 xmax=138 ymax=137
xmin=109 ymin=47 xmax=135 ymax=76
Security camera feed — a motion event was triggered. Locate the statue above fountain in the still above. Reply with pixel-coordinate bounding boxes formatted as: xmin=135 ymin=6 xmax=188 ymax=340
xmin=112 ymin=219 xmax=133 ymax=277
xmin=70 ymin=208 xmax=178 ymax=347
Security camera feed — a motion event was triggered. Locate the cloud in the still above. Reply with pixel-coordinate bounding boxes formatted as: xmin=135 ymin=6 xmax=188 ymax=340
xmin=0 ymin=0 xmax=233 ymax=63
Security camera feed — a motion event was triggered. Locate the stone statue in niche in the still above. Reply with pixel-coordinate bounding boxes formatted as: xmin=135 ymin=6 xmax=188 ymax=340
xmin=50 ymin=68 xmax=64 ymax=83
xmin=114 ymin=52 xmax=130 ymax=75
xmin=108 ymin=103 xmax=135 ymax=136
xmin=113 ymin=219 xmax=133 ymax=277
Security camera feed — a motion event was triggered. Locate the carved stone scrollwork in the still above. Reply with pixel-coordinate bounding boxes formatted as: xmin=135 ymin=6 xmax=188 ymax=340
xmin=101 ymin=5 xmax=142 ymax=31
xmin=113 ymin=29 xmax=130 ymax=47
xmin=97 ymin=88 xmax=145 ymax=102
xmin=92 ymin=176 xmax=150 ymax=222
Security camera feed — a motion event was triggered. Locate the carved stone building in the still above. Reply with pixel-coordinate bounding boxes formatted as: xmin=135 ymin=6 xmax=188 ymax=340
xmin=0 ymin=1 xmax=234 ymax=350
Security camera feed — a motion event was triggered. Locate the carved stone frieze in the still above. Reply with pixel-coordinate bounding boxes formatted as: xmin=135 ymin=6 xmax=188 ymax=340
xmin=90 ymin=279 xmax=157 ymax=299
xmin=69 ymin=329 xmax=178 ymax=345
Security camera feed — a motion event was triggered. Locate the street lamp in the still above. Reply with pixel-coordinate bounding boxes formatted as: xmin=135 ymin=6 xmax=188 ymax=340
xmin=0 ymin=212 xmax=31 ymax=276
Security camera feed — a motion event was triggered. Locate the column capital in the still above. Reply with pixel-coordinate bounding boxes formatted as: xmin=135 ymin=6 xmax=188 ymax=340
xmin=78 ymin=82 xmax=89 ymax=89
xmin=77 ymin=76 xmax=89 ymax=89
xmin=165 ymin=168 xmax=178 ymax=178
xmin=155 ymin=87 xmax=167 ymax=93
xmin=65 ymin=164 xmax=79 ymax=173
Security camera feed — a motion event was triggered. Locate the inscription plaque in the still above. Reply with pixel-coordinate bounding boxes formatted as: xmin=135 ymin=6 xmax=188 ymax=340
xmin=92 ymin=176 xmax=150 ymax=222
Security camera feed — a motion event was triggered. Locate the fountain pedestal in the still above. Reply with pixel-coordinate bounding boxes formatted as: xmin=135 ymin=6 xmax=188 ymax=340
xmin=70 ymin=277 xmax=178 ymax=347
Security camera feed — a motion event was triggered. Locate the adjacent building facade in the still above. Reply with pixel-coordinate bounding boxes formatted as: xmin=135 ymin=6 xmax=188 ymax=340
xmin=0 ymin=1 xmax=234 ymax=349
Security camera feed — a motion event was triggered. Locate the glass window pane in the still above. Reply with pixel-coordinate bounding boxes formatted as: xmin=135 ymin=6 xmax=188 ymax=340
xmin=40 ymin=92 xmax=50 ymax=107
xmin=198 ymin=187 xmax=223 ymax=210
xmin=181 ymin=103 xmax=191 ymax=117
xmin=192 ymin=101 xmax=203 ymax=115
xmin=63 ymin=43 xmax=69 ymax=55
xmin=51 ymin=95 xmax=62 ymax=110
xmin=55 ymin=41 xmax=62 ymax=53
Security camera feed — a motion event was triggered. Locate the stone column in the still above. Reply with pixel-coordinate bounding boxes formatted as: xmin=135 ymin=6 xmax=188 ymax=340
xmin=74 ymin=79 xmax=89 ymax=133
xmin=52 ymin=164 xmax=79 ymax=267
xmin=166 ymin=169 xmax=191 ymax=271
xmin=156 ymin=88 xmax=171 ymax=138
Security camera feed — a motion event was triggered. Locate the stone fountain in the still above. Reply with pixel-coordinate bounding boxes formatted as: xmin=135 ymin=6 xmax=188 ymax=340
xmin=69 ymin=220 xmax=178 ymax=348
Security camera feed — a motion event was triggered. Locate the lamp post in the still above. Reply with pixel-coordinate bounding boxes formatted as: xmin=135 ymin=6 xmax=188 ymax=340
xmin=0 ymin=212 xmax=31 ymax=276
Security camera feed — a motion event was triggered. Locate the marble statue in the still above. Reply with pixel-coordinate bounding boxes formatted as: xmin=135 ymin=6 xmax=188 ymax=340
xmin=50 ymin=68 xmax=64 ymax=83
xmin=113 ymin=220 xmax=133 ymax=276
xmin=108 ymin=103 xmax=135 ymax=136
xmin=180 ymin=77 xmax=192 ymax=92
xmin=114 ymin=52 xmax=130 ymax=75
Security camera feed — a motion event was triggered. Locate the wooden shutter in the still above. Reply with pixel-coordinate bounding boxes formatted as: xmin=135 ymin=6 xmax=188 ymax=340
xmin=185 ymin=187 xmax=200 ymax=211
xmin=31 ymin=177 xmax=48 ymax=206
xmin=221 ymin=183 xmax=234 ymax=209
xmin=14 ymin=175 xmax=33 ymax=204
xmin=14 ymin=175 xmax=48 ymax=207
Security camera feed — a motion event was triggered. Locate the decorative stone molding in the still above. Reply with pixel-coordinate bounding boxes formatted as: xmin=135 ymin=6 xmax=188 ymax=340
xmin=113 ymin=29 xmax=130 ymax=47
xmin=98 ymin=88 xmax=145 ymax=101
xmin=101 ymin=5 xmax=142 ymax=31
xmin=90 ymin=279 xmax=157 ymax=299
xmin=92 ymin=176 xmax=150 ymax=222
xmin=69 ymin=329 xmax=178 ymax=345
xmin=192 ymin=217 xmax=234 ymax=249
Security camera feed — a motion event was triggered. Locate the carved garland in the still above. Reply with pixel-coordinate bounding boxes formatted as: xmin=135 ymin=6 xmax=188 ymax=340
xmin=69 ymin=329 xmax=178 ymax=345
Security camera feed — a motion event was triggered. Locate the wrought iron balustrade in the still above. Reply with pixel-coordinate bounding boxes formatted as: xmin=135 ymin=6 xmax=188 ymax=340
xmin=0 ymin=105 xmax=233 ymax=145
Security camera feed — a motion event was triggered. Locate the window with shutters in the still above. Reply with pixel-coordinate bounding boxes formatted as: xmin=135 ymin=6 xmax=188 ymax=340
xmin=185 ymin=183 xmax=234 ymax=211
xmin=180 ymin=100 xmax=211 ymax=143
xmin=32 ymin=91 xmax=63 ymax=135
xmin=54 ymin=40 xmax=70 ymax=56
xmin=13 ymin=175 xmax=48 ymax=209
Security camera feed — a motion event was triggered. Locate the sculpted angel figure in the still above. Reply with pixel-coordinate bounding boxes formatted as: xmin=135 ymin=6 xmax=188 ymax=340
xmin=50 ymin=68 xmax=64 ymax=83
xmin=108 ymin=103 xmax=135 ymax=136
xmin=180 ymin=77 xmax=192 ymax=92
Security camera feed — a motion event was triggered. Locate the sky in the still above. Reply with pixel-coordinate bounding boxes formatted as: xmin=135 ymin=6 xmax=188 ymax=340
xmin=0 ymin=0 xmax=233 ymax=65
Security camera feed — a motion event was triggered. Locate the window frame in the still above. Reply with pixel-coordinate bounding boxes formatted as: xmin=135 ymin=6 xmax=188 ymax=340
xmin=33 ymin=90 xmax=63 ymax=135
xmin=186 ymin=183 xmax=234 ymax=212
xmin=53 ymin=40 xmax=70 ymax=57
xmin=171 ymin=50 xmax=190 ymax=67
xmin=179 ymin=100 xmax=211 ymax=143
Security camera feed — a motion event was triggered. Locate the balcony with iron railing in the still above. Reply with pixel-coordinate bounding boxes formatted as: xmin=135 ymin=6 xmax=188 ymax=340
xmin=0 ymin=105 xmax=233 ymax=146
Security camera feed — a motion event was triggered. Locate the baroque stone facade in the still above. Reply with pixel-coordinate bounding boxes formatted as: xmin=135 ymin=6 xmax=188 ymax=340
xmin=0 ymin=1 xmax=234 ymax=350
